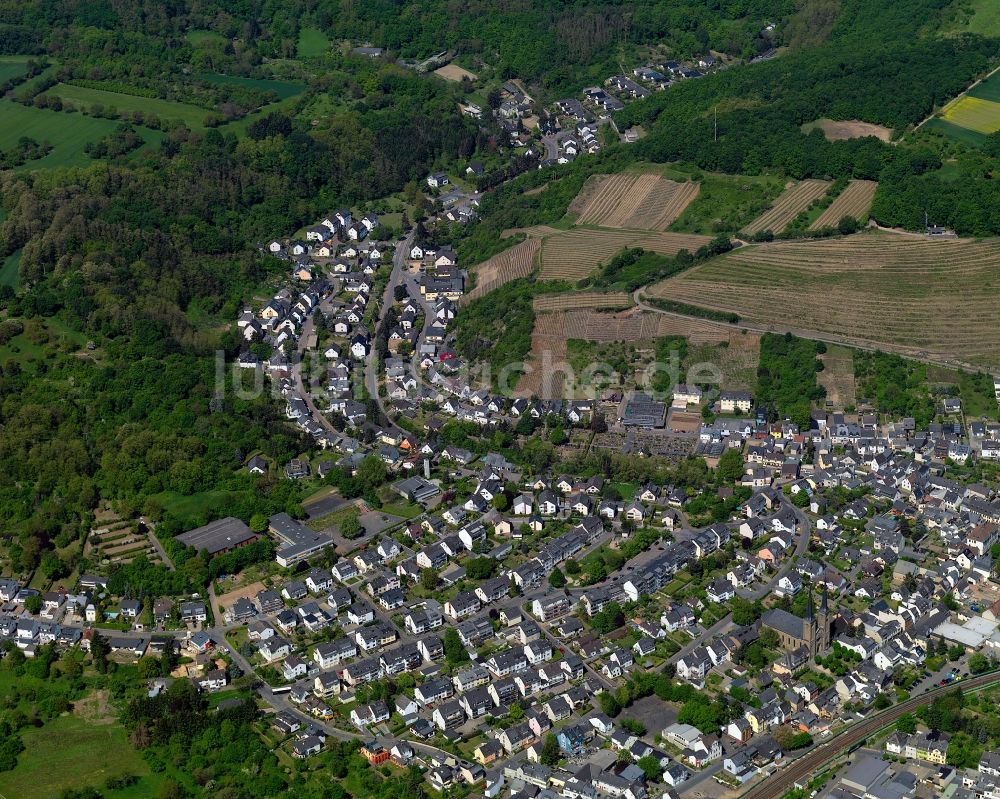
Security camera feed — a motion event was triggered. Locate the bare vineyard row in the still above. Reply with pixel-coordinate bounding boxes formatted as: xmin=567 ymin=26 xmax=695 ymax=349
xmin=574 ymin=172 xmax=701 ymax=231
xmin=809 ymin=180 xmax=878 ymax=230
xmin=741 ymin=179 xmax=831 ymax=235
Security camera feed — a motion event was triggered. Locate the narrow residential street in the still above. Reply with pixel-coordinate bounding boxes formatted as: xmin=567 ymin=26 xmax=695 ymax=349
xmin=363 ymin=231 xmax=414 ymax=435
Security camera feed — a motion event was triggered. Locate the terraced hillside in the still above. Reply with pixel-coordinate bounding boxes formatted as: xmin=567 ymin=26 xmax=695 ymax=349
xmin=810 ymin=180 xmax=878 ymax=229
xmin=741 ymin=179 xmax=831 ymax=235
xmin=533 ymin=292 xmax=632 ymax=312
xmin=646 ymin=232 xmax=1000 ymax=367
xmin=538 ymin=229 xmax=712 ymax=280
xmin=572 ymin=172 xmax=701 ymax=230
xmin=463 ymin=238 xmax=540 ymax=303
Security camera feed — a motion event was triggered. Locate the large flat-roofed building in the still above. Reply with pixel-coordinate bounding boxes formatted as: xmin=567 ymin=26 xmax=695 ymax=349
xmin=176 ymin=517 xmax=258 ymax=555
xmin=270 ymin=512 xmax=334 ymax=568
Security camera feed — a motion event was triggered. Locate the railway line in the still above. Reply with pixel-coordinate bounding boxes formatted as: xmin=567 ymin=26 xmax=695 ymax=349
xmin=739 ymin=672 xmax=1000 ymax=799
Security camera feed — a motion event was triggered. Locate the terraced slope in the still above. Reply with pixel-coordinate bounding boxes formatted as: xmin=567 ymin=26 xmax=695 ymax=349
xmin=647 ymin=232 xmax=1000 ymax=367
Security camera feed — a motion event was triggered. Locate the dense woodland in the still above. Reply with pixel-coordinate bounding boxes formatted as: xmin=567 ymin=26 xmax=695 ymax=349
xmin=0 ymin=0 xmax=790 ymax=91
xmin=0 ymin=109 xmax=468 ymax=581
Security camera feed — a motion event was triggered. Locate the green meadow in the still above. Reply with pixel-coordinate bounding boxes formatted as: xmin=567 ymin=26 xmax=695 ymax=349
xmin=0 ymin=101 xmax=164 ymax=170
xmin=49 ymin=83 xmax=211 ymax=128
xmin=297 ymin=26 xmax=331 ymax=58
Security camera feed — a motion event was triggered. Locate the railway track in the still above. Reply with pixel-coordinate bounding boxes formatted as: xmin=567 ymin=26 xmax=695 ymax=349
xmin=739 ymin=672 xmax=1000 ymax=799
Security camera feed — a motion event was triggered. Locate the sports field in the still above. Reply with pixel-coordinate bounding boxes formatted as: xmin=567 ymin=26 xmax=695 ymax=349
xmin=49 ymin=83 xmax=210 ymax=128
xmin=647 ymin=231 xmax=1000 ymax=367
xmin=0 ymin=100 xmax=163 ymax=170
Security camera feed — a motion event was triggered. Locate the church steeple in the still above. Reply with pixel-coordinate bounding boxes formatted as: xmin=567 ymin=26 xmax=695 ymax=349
xmin=818 ymin=586 xmax=830 ymax=653
xmin=806 ymin=587 xmax=815 ymax=620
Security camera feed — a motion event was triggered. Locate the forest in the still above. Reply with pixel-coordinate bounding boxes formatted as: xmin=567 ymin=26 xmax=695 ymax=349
xmin=755 ymin=333 xmax=826 ymax=429
xmin=0 ymin=0 xmax=789 ymax=91
xmin=0 ymin=91 xmax=469 ymax=583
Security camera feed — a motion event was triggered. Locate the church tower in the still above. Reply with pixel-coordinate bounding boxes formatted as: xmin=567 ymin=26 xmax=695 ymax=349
xmin=818 ymin=586 xmax=830 ymax=653
xmin=805 ymin=588 xmax=818 ymax=657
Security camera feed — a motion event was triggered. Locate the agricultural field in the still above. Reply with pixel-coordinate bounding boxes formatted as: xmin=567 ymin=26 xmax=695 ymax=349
xmin=464 ymin=237 xmax=540 ymax=302
xmin=533 ymin=292 xmax=632 ymax=312
xmin=942 ymin=95 xmax=1000 ymax=134
xmin=516 ymin=310 xmax=569 ymax=398
xmin=810 ymin=180 xmax=878 ymax=229
xmin=538 ymin=228 xmax=712 ymax=281
xmin=48 ymin=83 xmax=211 ymax=128
xmin=571 ymin=172 xmax=700 ymax=230
xmin=0 ymin=100 xmax=163 ymax=170
xmin=741 ymin=179 xmax=831 ymax=235
xmin=688 ymin=334 xmax=761 ymax=391
xmin=802 ymin=118 xmax=892 ymax=142
xmin=518 ymin=307 xmax=759 ymax=397
xmin=297 ymin=26 xmax=331 ymax=58
xmin=646 ymin=232 xmax=1000 ymax=368
xmin=922 ymin=117 xmax=988 ymax=145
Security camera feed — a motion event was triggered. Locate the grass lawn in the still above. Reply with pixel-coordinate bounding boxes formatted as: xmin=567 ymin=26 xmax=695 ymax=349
xmin=670 ymin=171 xmax=785 ymax=235
xmin=611 ymin=481 xmax=639 ymax=500
xmin=50 ymin=83 xmax=210 ymax=129
xmin=959 ymin=0 xmax=1000 ymax=36
xmin=197 ymin=72 xmax=305 ymax=100
xmin=0 ymin=249 xmax=21 ymax=288
xmin=0 ymin=55 xmax=30 ymax=83
xmin=377 ymin=502 xmax=422 ymax=519
xmin=0 ymin=714 xmax=167 ymax=799
xmin=0 ymin=100 xmax=163 ymax=170
xmin=297 ymin=27 xmax=331 ymax=58
xmin=152 ymin=489 xmax=234 ymax=520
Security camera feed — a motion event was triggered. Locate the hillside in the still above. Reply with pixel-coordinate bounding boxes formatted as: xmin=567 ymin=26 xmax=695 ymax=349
xmin=645 ymin=232 xmax=1000 ymax=368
